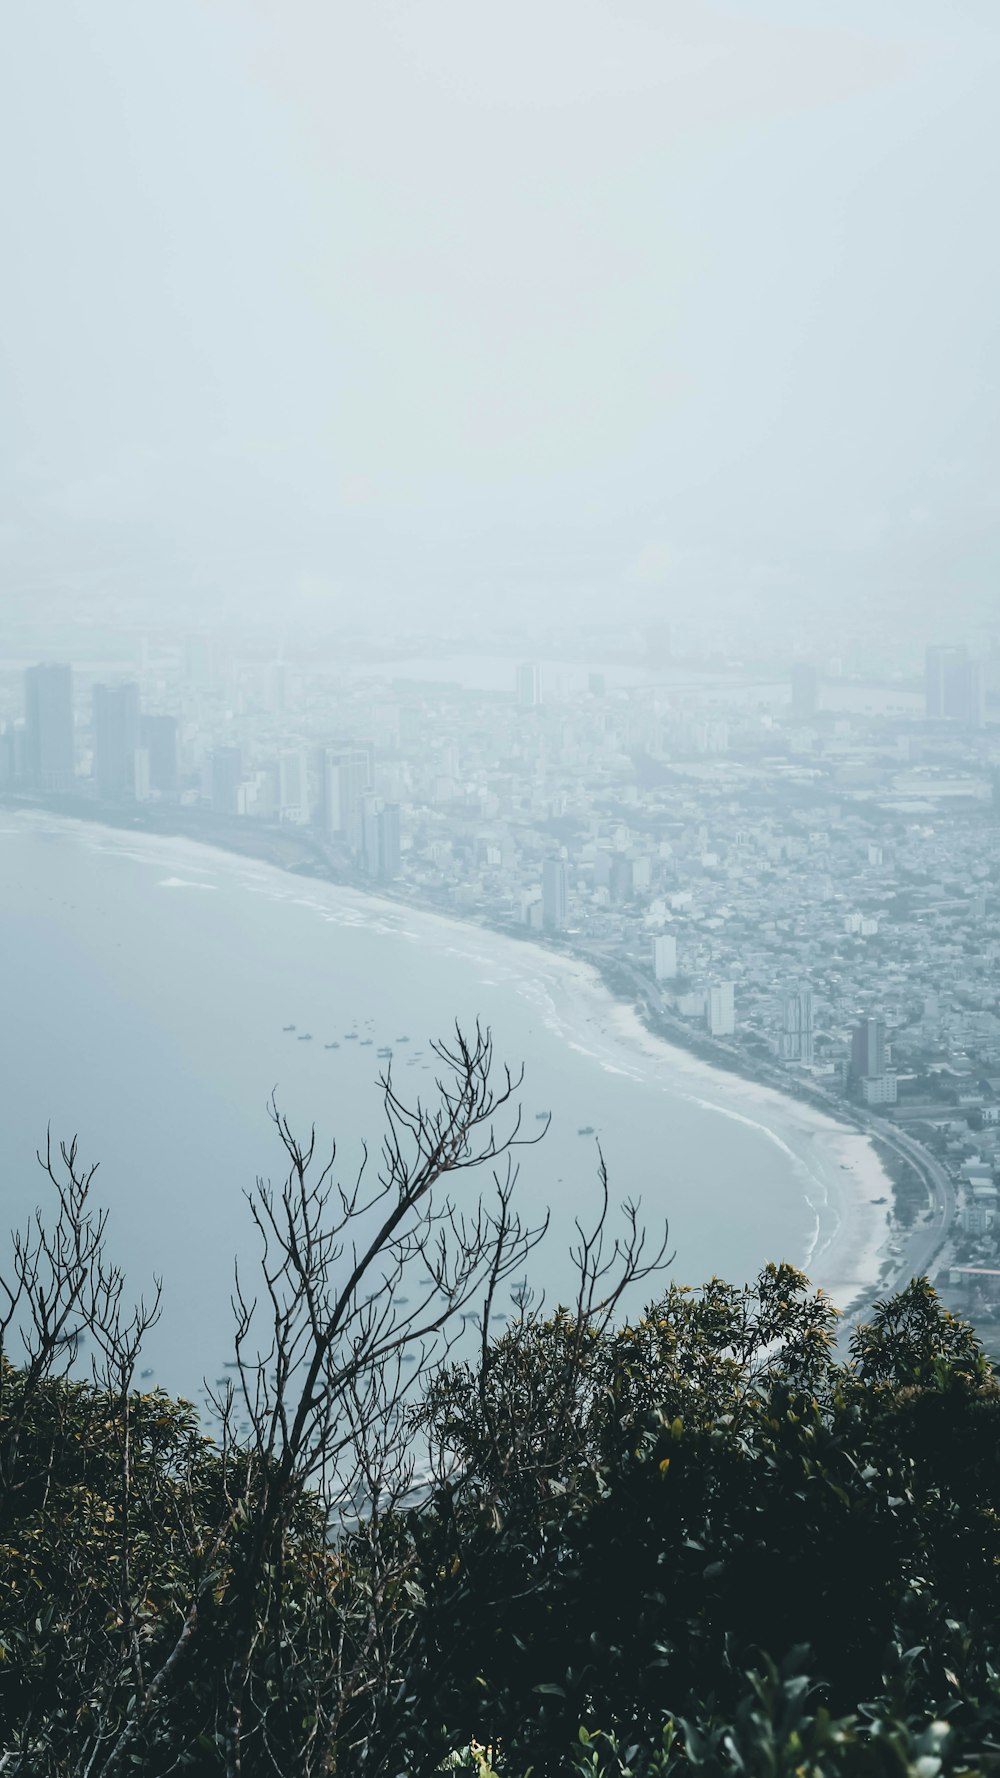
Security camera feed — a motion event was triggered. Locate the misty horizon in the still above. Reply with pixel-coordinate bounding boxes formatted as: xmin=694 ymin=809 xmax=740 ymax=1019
xmin=2 ymin=0 xmax=999 ymax=638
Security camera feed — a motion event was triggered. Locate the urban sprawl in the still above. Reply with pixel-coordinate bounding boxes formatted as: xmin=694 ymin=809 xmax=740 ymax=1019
xmin=3 ymin=631 xmax=999 ymax=1327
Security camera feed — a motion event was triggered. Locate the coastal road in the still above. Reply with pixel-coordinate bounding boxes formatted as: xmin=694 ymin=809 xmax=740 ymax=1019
xmin=858 ymin=1120 xmax=956 ymax=1288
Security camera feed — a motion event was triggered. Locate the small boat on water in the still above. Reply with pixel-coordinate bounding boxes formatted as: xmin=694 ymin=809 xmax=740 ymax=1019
xmin=396 ymin=1035 xmax=410 ymax=1042
xmin=325 ymin=1042 xmax=340 ymax=1050
xmin=377 ymin=1047 xmax=392 ymax=1056
xmin=360 ymin=1038 xmax=373 ymax=1046
xmin=298 ymin=1033 xmax=313 ymax=1042
xmin=577 ymin=1125 xmax=595 ymax=1136
xmin=345 ymin=1031 xmax=359 ymax=1040
xmin=282 ymin=1024 xmax=296 ymax=1032
xmin=535 ymin=1110 xmax=550 ymax=1120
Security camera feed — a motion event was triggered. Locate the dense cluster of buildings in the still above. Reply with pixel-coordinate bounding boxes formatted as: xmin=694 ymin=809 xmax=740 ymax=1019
xmin=2 ymin=630 xmax=999 ymax=1289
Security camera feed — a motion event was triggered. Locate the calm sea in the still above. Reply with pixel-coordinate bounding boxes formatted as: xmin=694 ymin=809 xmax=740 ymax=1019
xmin=0 ymin=814 xmax=818 ymax=1402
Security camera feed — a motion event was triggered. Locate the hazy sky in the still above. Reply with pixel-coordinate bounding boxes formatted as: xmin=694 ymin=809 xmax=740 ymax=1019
xmin=1 ymin=1 xmax=998 ymax=634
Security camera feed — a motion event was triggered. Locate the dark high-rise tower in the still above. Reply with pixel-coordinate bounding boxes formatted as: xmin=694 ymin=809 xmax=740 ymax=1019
xmin=93 ymin=683 xmax=141 ymax=801
xmin=851 ymin=1016 xmax=886 ymax=1081
xmin=24 ymin=664 xmax=74 ymax=792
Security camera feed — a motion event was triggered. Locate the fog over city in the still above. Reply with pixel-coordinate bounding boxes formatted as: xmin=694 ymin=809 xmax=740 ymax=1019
xmin=2 ymin=0 xmax=1000 ymax=641
xmin=4 ymin=9 xmax=1000 ymax=1767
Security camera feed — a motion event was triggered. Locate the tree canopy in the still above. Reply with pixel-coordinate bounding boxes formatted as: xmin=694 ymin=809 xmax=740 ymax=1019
xmin=2 ymin=1035 xmax=999 ymax=1776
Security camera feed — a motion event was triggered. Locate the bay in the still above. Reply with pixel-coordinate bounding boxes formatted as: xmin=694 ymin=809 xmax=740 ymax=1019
xmin=0 ymin=812 xmax=871 ymax=1402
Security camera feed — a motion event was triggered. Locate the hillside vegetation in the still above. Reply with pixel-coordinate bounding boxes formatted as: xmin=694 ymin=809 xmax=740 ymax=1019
xmin=2 ymin=1031 xmax=999 ymax=1776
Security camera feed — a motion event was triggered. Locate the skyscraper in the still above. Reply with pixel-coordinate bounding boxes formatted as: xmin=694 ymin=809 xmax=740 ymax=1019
xmin=92 ymin=683 xmax=140 ymax=801
xmin=851 ymin=1016 xmax=886 ymax=1081
xmin=707 ymin=981 xmax=735 ymax=1037
xmin=358 ymin=789 xmax=381 ymax=874
xmin=277 ymin=749 xmax=309 ymax=823
xmin=377 ymin=803 xmax=401 ymax=880
xmin=542 ymin=857 xmax=568 ymax=931
xmin=781 ymin=988 xmax=814 ymax=1063
xmin=24 ymin=664 xmax=74 ymax=791
xmin=925 ymin=645 xmax=985 ymax=726
xmin=653 ymin=934 xmax=678 ymax=981
xmin=319 ymin=748 xmax=372 ymax=848
xmin=516 ymin=662 xmax=541 ymax=709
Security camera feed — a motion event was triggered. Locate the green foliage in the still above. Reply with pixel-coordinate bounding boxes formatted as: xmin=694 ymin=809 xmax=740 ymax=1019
xmin=0 ymin=1355 xmax=395 ymax=1775
xmin=388 ymin=1272 xmax=1000 ymax=1775
xmin=5 ymin=1257 xmax=1000 ymax=1774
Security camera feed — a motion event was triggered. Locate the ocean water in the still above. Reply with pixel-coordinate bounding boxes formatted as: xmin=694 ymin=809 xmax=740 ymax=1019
xmin=0 ymin=814 xmax=821 ymax=1400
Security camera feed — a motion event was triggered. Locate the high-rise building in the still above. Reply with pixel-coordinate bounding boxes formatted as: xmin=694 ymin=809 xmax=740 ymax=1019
xmin=351 ymin=790 xmax=401 ymax=880
xmin=319 ymin=748 xmax=372 ymax=848
xmin=707 ymin=981 xmax=735 ymax=1037
xmin=377 ymin=803 xmax=401 ymax=881
xmin=141 ymin=715 xmax=179 ymax=796
xmin=542 ymin=857 xmax=568 ymax=931
xmin=133 ymin=747 xmax=151 ymax=803
xmin=211 ymin=746 xmax=244 ymax=815
xmin=781 ymin=988 xmax=814 ymax=1063
xmin=24 ymin=664 xmax=75 ymax=792
xmin=790 ymin=663 xmax=819 ymax=721
xmin=357 ymin=789 xmax=380 ymax=874
xmin=653 ymin=934 xmax=678 ymax=981
xmin=925 ymin=645 xmax=985 ymax=726
xmin=92 ymin=683 xmax=140 ymax=801
xmin=851 ymin=1016 xmax=886 ymax=1081
xmin=516 ymin=662 xmax=541 ymax=709
xmin=277 ymin=750 xmax=309 ymax=823
xmin=609 ymin=855 xmax=633 ymax=905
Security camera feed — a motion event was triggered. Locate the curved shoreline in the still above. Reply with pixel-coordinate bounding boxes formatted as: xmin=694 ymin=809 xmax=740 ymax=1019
xmin=1 ymin=801 xmax=900 ymax=1318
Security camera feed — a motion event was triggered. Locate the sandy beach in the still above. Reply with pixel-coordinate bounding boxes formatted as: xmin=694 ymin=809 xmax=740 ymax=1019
xmin=511 ymin=949 xmax=895 ymax=1313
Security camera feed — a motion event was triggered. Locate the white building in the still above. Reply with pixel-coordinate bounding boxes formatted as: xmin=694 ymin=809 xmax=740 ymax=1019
xmin=861 ymin=1073 xmax=898 ymax=1106
xmin=542 ymin=857 xmax=568 ymax=931
xmin=653 ymin=934 xmax=678 ymax=981
xmin=707 ymin=981 xmax=735 ymax=1037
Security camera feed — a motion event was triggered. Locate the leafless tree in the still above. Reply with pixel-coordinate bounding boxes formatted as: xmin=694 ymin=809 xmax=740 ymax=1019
xmin=0 ymin=1027 xmax=667 ymax=1777
xmin=96 ymin=1024 xmax=548 ymax=1778
xmin=416 ymin=1140 xmax=673 ymax=1519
